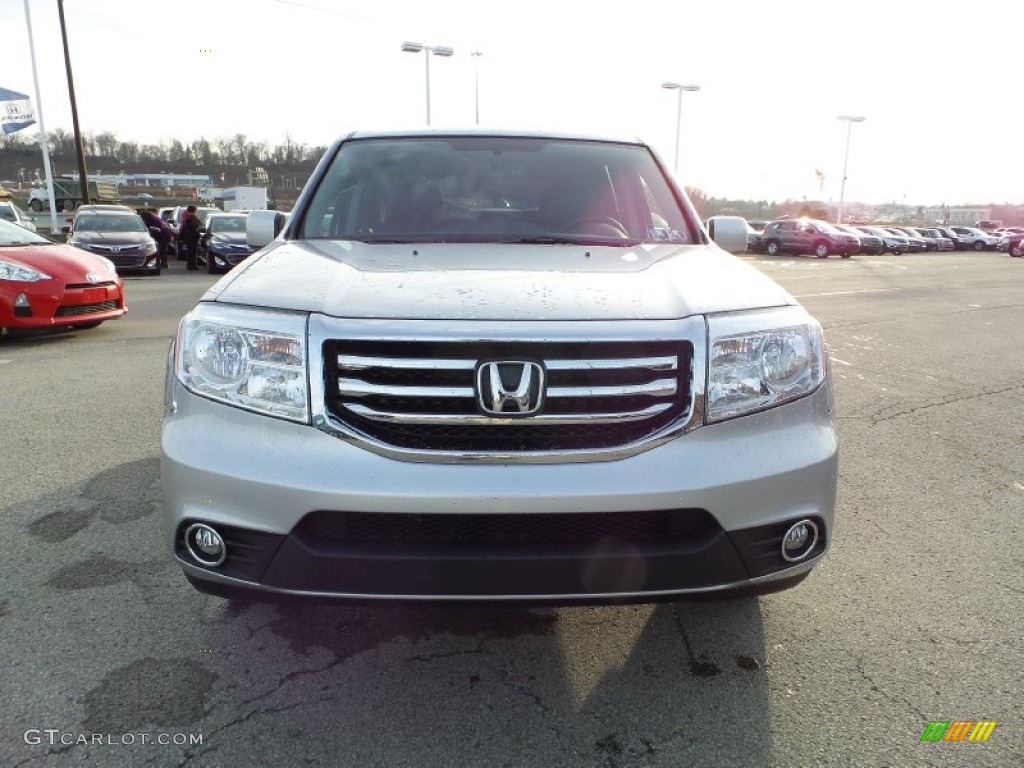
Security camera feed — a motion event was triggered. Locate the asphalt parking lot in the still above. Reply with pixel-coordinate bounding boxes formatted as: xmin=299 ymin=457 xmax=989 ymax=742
xmin=1 ymin=251 xmax=1022 ymax=767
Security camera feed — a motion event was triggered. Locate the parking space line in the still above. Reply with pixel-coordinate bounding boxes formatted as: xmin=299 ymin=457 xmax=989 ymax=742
xmin=794 ymin=288 xmax=900 ymax=298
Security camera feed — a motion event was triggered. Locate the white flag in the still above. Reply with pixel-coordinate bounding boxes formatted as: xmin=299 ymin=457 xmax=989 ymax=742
xmin=0 ymin=87 xmax=38 ymax=135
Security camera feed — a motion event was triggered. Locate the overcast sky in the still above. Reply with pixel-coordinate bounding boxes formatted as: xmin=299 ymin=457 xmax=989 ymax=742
xmin=3 ymin=0 xmax=1022 ymax=206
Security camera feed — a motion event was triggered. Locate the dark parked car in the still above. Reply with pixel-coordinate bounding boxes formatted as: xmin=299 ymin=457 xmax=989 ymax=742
xmin=836 ymin=224 xmax=884 ymax=255
xmin=67 ymin=206 xmax=161 ymax=275
xmin=760 ymin=218 xmax=859 ymax=258
xmin=745 ymin=220 xmax=765 ymax=253
xmin=882 ymin=228 xmax=928 ymax=253
xmin=890 ymin=227 xmax=937 ymax=251
xmin=999 ymin=231 xmax=1024 ymax=257
xmin=199 ymin=213 xmax=255 ymax=274
xmin=935 ymin=226 xmax=969 ymax=250
xmin=854 ymin=226 xmax=908 ymax=255
xmin=912 ymin=228 xmax=955 ymax=251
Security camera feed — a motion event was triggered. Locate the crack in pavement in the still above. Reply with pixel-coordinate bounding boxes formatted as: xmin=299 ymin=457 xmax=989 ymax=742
xmin=404 ymin=645 xmax=490 ymax=664
xmin=867 ymin=380 xmax=1024 ymax=426
xmin=497 ymin=675 xmax=554 ymax=717
xmin=855 ymin=656 xmax=928 ymax=721
xmin=12 ymin=743 xmax=75 ymax=768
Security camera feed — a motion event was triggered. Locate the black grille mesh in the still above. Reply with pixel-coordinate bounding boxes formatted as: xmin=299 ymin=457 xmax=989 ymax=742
xmin=297 ymin=508 xmax=717 ymax=548
xmin=55 ymin=300 xmax=120 ymax=317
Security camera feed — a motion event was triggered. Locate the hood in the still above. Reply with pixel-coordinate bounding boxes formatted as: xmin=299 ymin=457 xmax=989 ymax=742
xmin=1 ymin=242 xmax=122 ymax=281
xmin=70 ymin=230 xmax=152 ymax=246
xmin=209 ymin=232 xmax=249 ymax=245
xmin=207 ymin=240 xmax=795 ymax=321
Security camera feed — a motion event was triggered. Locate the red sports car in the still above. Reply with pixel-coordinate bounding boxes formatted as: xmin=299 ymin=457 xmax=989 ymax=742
xmin=0 ymin=218 xmax=127 ymax=333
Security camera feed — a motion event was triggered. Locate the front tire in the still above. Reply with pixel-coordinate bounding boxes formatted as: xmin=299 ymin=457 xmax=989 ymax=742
xmin=29 ymin=199 xmax=43 ymax=212
xmin=1011 ymin=242 xmax=1023 ymax=257
xmin=765 ymin=240 xmax=781 ymax=256
xmin=972 ymin=240 xmax=984 ymax=251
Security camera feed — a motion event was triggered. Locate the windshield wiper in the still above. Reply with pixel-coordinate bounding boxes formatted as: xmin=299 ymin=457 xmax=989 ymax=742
xmin=506 ymin=236 xmax=644 ymax=247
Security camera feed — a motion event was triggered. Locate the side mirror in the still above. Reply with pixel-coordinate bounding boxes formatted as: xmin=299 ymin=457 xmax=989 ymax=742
xmin=705 ymin=215 xmax=749 ymax=254
xmin=247 ymin=210 xmax=289 ymax=248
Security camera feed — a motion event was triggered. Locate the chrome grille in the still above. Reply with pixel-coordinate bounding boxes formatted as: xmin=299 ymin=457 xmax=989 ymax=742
xmin=324 ymin=340 xmax=693 ymax=452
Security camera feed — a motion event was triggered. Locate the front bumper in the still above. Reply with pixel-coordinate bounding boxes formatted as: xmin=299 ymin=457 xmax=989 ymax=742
xmin=1 ymin=280 xmax=126 ymax=329
xmin=162 ymin=374 xmax=838 ymax=602
xmin=72 ymin=243 xmax=159 ymax=271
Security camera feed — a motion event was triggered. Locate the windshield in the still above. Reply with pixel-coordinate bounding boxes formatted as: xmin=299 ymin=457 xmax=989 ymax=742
xmin=74 ymin=214 xmax=146 ymax=233
xmin=0 ymin=204 xmax=26 ymax=223
xmin=812 ymin=220 xmax=841 ymax=234
xmin=0 ymin=218 xmax=52 ymax=245
xmin=298 ymin=136 xmax=697 ymax=246
xmin=208 ymin=215 xmax=247 ymax=234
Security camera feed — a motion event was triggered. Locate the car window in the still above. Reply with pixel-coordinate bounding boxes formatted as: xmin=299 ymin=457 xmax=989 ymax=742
xmin=209 ymin=216 xmax=246 ymax=233
xmin=74 ymin=214 xmax=146 ymax=233
xmin=299 ymin=136 xmax=697 ymax=245
xmin=0 ymin=217 xmax=50 ymax=245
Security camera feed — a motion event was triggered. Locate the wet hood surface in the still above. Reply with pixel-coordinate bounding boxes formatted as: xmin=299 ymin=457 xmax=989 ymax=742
xmin=207 ymin=240 xmax=795 ymax=321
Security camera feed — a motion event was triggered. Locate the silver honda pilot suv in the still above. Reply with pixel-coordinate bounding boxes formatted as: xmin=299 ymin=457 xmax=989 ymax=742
xmin=162 ymin=129 xmax=838 ymax=603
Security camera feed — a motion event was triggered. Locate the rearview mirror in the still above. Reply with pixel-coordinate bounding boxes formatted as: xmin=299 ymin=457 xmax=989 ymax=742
xmin=705 ymin=215 xmax=749 ymax=254
xmin=247 ymin=210 xmax=289 ymax=249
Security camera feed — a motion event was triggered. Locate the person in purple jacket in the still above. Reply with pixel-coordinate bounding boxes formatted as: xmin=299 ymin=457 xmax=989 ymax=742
xmin=140 ymin=208 xmax=175 ymax=268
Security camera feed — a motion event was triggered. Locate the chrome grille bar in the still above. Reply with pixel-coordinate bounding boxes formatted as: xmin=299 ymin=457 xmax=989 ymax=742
xmin=338 ymin=355 xmax=476 ymax=371
xmin=338 ymin=379 xmax=473 ymax=399
xmin=548 ymin=379 xmax=677 ymax=398
xmin=345 ymin=402 xmax=673 ymax=425
xmin=545 ymin=356 xmax=677 ymax=371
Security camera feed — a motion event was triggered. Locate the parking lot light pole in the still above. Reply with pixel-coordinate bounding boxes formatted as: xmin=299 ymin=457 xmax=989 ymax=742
xmin=836 ymin=115 xmax=866 ymax=225
xmin=57 ymin=0 xmax=90 ymax=205
xmin=661 ymin=82 xmax=700 ymax=174
xmin=471 ymin=51 xmax=483 ymax=125
xmin=401 ymin=42 xmax=454 ymax=125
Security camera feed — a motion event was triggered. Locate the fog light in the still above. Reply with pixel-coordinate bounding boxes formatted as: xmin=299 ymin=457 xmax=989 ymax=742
xmin=781 ymin=519 xmax=819 ymax=562
xmin=14 ymin=293 xmax=32 ymax=317
xmin=185 ymin=523 xmax=227 ymax=567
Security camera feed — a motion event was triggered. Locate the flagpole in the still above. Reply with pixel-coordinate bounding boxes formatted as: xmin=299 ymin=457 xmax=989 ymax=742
xmin=23 ymin=0 xmax=61 ymax=235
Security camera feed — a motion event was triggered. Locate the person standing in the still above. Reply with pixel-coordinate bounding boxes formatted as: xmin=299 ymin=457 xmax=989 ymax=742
xmin=140 ymin=208 xmax=174 ymax=268
xmin=179 ymin=205 xmax=202 ymax=271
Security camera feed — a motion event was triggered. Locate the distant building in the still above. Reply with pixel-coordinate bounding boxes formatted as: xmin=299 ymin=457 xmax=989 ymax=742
xmin=921 ymin=207 xmax=991 ymax=226
xmin=77 ymin=172 xmax=214 ymax=188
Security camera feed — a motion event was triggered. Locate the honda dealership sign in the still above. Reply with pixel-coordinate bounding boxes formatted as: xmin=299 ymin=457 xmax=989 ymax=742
xmin=0 ymin=87 xmax=38 ymax=135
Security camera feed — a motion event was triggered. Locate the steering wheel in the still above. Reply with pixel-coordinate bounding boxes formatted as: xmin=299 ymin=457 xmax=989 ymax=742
xmin=561 ymin=215 xmax=629 ymax=238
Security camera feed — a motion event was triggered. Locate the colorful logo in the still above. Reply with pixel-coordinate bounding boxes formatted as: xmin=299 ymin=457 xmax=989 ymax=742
xmin=920 ymin=721 xmax=996 ymax=742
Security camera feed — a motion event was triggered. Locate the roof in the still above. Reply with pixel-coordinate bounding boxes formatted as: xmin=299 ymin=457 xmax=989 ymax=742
xmin=341 ymin=127 xmax=647 ymax=146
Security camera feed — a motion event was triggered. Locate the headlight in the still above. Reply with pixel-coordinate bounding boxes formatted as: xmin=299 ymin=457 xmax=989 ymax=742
xmin=175 ymin=304 xmax=309 ymax=422
xmin=0 ymin=260 xmax=52 ymax=282
xmin=706 ymin=307 xmax=826 ymax=422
